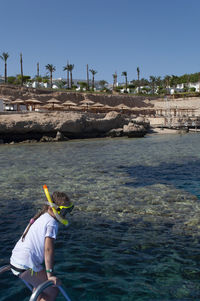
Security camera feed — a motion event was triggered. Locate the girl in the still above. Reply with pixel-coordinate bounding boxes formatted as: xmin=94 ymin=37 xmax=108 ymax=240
xmin=10 ymin=190 xmax=74 ymax=301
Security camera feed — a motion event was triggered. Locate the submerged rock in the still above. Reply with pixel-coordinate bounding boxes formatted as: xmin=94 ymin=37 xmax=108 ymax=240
xmin=40 ymin=136 xmax=54 ymax=142
xmin=54 ymin=131 xmax=69 ymax=142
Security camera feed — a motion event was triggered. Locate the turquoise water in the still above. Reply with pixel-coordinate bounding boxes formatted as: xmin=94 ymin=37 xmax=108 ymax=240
xmin=1 ymin=134 xmax=200 ymax=300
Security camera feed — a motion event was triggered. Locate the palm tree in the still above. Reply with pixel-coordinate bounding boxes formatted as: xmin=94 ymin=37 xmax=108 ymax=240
xmin=149 ymin=75 xmax=156 ymax=94
xmin=163 ymin=75 xmax=171 ymax=90
xmin=37 ymin=62 xmax=39 ymax=78
xmin=20 ymin=53 xmax=23 ymax=86
xmin=45 ymin=64 xmax=56 ymax=88
xmin=86 ymin=64 xmax=89 ymax=90
xmin=170 ymin=75 xmax=179 ymax=90
xmin=36 ymin=62 xmax=40 ymax=87
xmin=137 ymin=67 xmax=140 ymax=93
xmin=0 ymin=52 xmax=9 ymax=83
xmin=63 ymin=61 xmax=70 ymax=89
xmin=99 ymin=80 xmax=108 ymax=90
xmin=121 ymin=71 xmax=128 ymax=92
xmin=112 ymin=72 xmax=117 ymax=89
xmin=89 ymin=69 xmax=97 ymax=91
xmin=68 ymin=64 xmax=74 ymax=89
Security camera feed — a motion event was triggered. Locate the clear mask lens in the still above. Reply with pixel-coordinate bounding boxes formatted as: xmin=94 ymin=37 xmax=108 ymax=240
xmin=58 ymin=204 xmax=74 ymax=217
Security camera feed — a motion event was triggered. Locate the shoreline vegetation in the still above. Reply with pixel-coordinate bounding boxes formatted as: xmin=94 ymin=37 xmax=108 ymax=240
xmin=1 ymin=51 xmax=200 ymax=97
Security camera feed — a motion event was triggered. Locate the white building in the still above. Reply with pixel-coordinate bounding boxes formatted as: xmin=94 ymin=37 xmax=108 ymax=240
xmin=188 ymin=82 xmax=200 ymax=91
xmin=171 ymin=82 xmax=200 ymax=94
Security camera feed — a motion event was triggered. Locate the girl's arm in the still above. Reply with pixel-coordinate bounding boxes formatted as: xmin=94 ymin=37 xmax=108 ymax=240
xmin=44 ymin=237 xmax=61 ymax=285
xmin=44 ymin=237 xmax=55 ymax=277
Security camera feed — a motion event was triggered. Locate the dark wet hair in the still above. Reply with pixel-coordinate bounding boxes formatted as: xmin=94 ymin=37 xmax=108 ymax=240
xmin=21 ymin=191 xmax=70 ymax=241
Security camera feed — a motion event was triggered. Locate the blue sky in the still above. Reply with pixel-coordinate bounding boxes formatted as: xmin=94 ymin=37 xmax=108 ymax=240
xmin=0 ymin=0 xmax=200 ymax=83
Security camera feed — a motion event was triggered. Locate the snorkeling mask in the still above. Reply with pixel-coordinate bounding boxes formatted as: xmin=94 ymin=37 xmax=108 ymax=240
xmin=43 ymin=185 xmax=74 ymax=226
xmin=55 ymin=204 xmax=74 ymax=217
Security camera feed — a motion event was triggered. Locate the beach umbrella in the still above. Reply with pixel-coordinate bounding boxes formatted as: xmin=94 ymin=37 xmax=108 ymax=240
xmin=63 ymin=101 xmax=77 ymax=111
xmin=79 ymin=103 xmax=89 ymax=111
xmin=115 ymin=104 xmax=131 ymax=110
xmin=25 ymin=98 xmax=43 ymax=104
xmin=63 ymin=101 xmax=77 ymax=106
xmin=91 ymin=102 xmax=104 ymax=107
xmin=11 ymin=99 xmax=26 ymax=111
xmin=80 ymin=99 xmax=94 ymax=105
xmin=46 ymin=98 xmax=61 ymax=110
xmin=11 ymin=99 xmax=25 ymax=104
xmin=102 ymin=104 xmax=113 ymax=112
xmin=104 ymin=105 xmax=112 ymax=109
xmin=52 ymin=103 xmax=64 ymax=110
xmin=43 ymin=103 xmax=64 ymax=111
xmin=79 ymin=99 xmax=94 ymax=111
xmin=90 ymin=102 xmax=105 ymax=113
xmin=24 ymin=98 xmax=43 ymax=111
xmin=47 ymin=98 xmax=61 ymax=104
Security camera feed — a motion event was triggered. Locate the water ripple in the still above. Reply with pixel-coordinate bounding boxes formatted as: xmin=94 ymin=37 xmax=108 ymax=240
xmin=1 ymin=134 xmax=200 ymax=300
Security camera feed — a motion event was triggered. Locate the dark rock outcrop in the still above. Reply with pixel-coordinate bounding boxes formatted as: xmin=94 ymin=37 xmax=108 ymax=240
xmin=0 ymin=111 xmax=150 ymax=143
xmin=123 ymin=123 xmax=147 ymax=137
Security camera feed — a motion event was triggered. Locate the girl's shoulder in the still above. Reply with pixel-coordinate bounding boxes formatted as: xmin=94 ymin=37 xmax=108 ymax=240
xmin=40 ymin=212 xmax=58 ymax=227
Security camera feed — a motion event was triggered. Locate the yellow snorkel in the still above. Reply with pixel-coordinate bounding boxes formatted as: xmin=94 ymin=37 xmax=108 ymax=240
xmin=43 ymin=184 xmax=69 ymax=226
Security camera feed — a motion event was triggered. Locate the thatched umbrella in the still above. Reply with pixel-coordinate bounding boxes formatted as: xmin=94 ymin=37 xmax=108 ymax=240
xmin=113 ymin=104 xmax=132 ymax=114
xmin=63 ymin=101 xmax=77 ymax=111
xmin=26 ymin=98 xmax=42 ymax=104
xmin=80 ymin=99 xmax=94 ymax=105
xmin=91 ymin=102 xmax=104 ymax=113
xmin=79 ymin=103 xmax=89 ymax=112
xmin=43 ymin=103 xmax=64 ymax=111
xmin=104 ymin=104 xmax=113 ymax=109
xmin=103 ymin=104 xmax=113 ymax=112
xmin=79 ymin=99 xmax=94 ymax=111
xmin=12 ymin=99 xmax=26 ymax=111
xmin=47 ymin=98 xmax=60 ymax=104
xmin=63 ymin=100 xmax=77 ymax=106
xmin=46 ymin=98 xmax=61 ymax=110
xmin=79 ymin=103 xmax=88 ymax=108
xmin=91 ymin=102 xmax=104 ymax=107
xmin=63 ymin=100 xmax=76 ymax=107
xmin=115 ymin=104 xmax=131 ymax=110
xmin=12 ymin=99 xmax=25 ymax=104
xmin=24 ymin=98 xmax=43 ymax=111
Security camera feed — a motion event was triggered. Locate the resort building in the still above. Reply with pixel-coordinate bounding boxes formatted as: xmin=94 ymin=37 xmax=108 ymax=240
xmin=25 ymin=78 xmax=103 ymax=91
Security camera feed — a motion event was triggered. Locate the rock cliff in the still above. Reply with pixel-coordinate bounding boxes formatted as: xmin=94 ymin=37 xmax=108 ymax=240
xmin=0 ymin=111 xmax=148 ymax=143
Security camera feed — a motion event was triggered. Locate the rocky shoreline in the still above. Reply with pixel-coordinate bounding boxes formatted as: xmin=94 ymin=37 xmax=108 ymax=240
xmin=0 ymin=111 xmax=150 ymax=144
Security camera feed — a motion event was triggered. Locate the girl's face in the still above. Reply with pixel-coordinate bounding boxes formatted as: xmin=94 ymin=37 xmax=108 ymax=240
xmin=48 ymin=202 xmax=74 ymax=219
xmin=56 ymin=203 xmax=74 ymax=217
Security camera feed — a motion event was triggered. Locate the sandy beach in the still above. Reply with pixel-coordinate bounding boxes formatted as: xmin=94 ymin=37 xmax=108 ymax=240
xmin=150 ymin=128 xmax=181 ymax=134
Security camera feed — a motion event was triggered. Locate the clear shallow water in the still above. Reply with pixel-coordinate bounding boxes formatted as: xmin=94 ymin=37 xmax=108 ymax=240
xmin=1 ymin=134 xmax=200 ymax=300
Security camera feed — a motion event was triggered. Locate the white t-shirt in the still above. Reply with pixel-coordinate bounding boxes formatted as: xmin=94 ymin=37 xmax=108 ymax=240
xmin=10 ymin=212 xmax=58 ymax=272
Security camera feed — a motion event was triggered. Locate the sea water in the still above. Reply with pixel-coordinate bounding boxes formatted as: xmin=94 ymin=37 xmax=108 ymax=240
xmin=1 ymin=133 xmax=200 ymax=300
